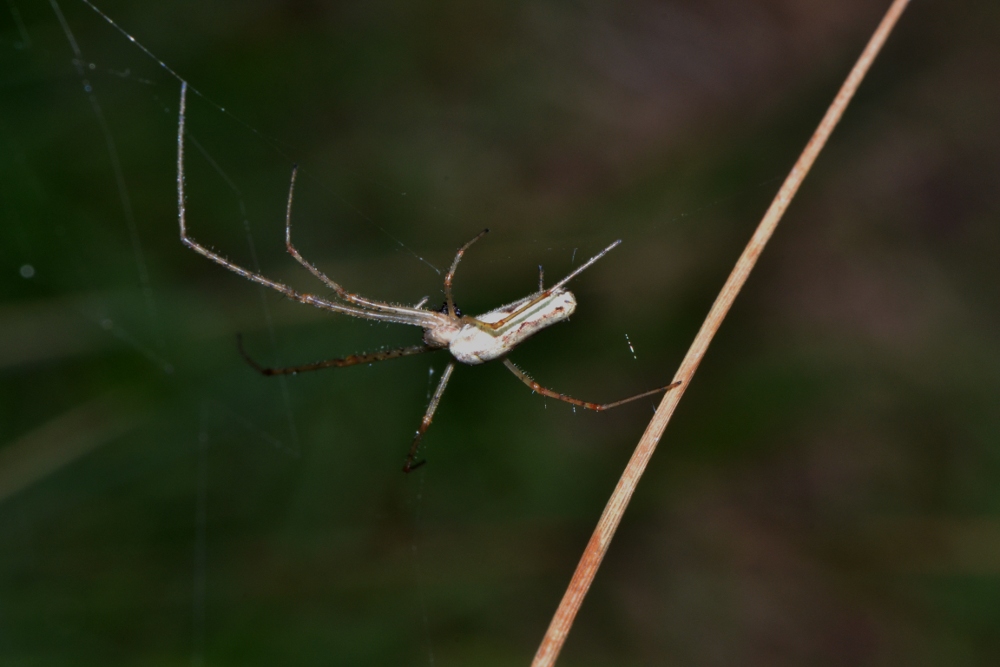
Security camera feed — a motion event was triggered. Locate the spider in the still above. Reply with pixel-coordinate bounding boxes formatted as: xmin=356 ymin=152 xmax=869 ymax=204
xmin=176 ymin=82 xmax=680 ymax=471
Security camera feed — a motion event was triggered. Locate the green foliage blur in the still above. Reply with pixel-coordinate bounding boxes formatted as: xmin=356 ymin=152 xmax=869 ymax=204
xmin=2 ymin=0 xmax=1000 ymax=664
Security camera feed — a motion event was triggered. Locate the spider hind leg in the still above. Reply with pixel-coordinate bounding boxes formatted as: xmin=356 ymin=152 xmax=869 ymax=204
xmin=503 ymin=358 xmax=681 ymax=411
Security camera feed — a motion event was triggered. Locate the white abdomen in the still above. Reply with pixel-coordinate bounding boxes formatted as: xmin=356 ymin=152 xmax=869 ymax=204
xmin=449 ymin=289 xmax=577 ymax=365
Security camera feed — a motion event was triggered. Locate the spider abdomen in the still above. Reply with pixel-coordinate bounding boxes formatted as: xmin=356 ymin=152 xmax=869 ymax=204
xmin=448 ymin=289 xmax=577 ymax=365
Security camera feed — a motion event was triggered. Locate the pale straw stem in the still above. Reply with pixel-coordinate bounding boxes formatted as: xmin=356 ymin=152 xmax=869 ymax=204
xmin=532 ymin=1 xmax=912 ymax=664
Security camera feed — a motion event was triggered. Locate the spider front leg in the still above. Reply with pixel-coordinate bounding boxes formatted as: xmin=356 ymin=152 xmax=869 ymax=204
xmin=404 ymin=361 xmax=456 ymax=472
xmin=280 ymin=166 xmax=437 ymax=322
xmin=176 ymin=82 xmax=439 ymax=330
xmin=281 ymin=166 xmax=344 ymax=294
xmin=503 ymin=359 xmax=680 ymax=411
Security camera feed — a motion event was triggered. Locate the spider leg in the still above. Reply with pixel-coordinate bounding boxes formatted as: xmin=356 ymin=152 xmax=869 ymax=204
xmin=538 ymin=264 xmax=544 ymax=291
xmin=503 ymin=358 xmax=680 ymax=411
xmin=281 ymin=166 xmax=436 ymax=320
xmin=469 ymin=241 xmax=621 ymax=333
xmin=444 ymin=229 xmax=489 ymax=317
xmin=237 ymin=335 xmax=437 ymax=375
xmin=176 ymin=82 xmax=441 ymax=330
xmin=403 ymin=361 xmax=456 ymax=472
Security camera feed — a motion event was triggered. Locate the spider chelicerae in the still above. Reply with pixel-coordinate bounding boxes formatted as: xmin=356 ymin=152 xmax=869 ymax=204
xmin=176 ymin=82 xmax=679 ymax=471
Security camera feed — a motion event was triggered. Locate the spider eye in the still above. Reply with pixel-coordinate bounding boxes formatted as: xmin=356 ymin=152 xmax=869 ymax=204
xmin=437 ymin=302 xmax=462 ymax=317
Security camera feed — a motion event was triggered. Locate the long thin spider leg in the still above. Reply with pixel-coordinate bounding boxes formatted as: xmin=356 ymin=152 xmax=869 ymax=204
xmin=281 ymin=166 xmax=435 ymax=320
xmin=403 ymin=361 xmax=456 ymax=472
xmin=466 ymin=241 xmax=621 ymax=333
xmin=444 ymin=229 xmax=489 ymax=317
xmin=538 ymin=265 xmax=544 ymax=291
xmin=503 ymin=358 xmax=680 ymax=412
xmin=176 ymin=82 xmax=441 ymax=330
xmin=237 ymin=335 xmax=437 ymax=376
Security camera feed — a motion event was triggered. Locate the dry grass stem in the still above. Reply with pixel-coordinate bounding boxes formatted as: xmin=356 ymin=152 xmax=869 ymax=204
xmin=532 ymin=1 xmax=912 ymax=664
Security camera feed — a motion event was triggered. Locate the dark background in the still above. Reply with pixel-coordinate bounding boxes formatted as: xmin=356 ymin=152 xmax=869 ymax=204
xmin=2 ymin=0 xmax=999 ymax=665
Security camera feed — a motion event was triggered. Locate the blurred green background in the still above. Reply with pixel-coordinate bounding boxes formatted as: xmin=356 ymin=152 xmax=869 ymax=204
xmin=3 ymin=0 xmax=1000 ymax=664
